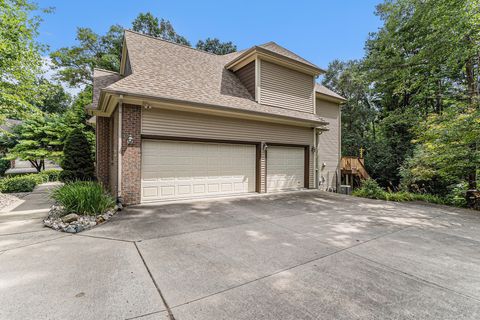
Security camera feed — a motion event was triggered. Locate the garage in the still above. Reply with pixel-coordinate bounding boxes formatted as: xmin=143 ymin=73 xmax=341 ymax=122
xmin=266 ymin=146 xmax=305 ymax=192
xmin=141 ymin=140 xmax=256 ymax=202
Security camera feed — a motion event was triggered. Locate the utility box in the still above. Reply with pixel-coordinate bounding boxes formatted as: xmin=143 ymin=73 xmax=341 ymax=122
xmin=339 ymin=185 xmax=352 ymax=195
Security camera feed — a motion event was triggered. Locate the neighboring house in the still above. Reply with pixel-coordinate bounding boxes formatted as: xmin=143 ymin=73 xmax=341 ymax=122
xmin=88 ymin=30 xmax=345 ymax=205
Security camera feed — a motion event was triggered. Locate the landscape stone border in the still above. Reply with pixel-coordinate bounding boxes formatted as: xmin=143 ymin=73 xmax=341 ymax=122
xmin=43 ymin=204 xmax=121 ymax=233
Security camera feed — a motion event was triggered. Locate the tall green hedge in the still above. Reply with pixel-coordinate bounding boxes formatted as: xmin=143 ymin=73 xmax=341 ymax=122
xmin=60 ymin=128 xmax=95 ymax=182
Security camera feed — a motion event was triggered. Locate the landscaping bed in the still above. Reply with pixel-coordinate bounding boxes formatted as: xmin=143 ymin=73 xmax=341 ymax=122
xmin=43 ymin=181 xmax=119 ymax=233
xmin=0 ymin=192 xmax=29 ymax=211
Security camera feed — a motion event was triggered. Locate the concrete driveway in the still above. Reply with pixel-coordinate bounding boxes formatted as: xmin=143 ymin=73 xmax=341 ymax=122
xmin=1 ymin=190 xmax=480 ymax=319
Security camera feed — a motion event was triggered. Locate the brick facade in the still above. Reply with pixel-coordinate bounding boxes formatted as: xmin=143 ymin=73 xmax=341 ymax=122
xmin=120 ymin=104 xmax=142 ymax=205
xmin=96 ymin=116 xmax=110 ymax=188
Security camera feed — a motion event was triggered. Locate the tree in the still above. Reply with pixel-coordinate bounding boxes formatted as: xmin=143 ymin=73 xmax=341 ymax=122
xmin=322 ymin=60 xmax=376 ymax=156
xmin=0 ymin=0 xmax=47 ymax=120
xmin=34 ymin=78 xmax=71 ymax=114
xmin=60 ymin=128 xmax=95 ymax=182
xmin=132 ymin=12 xmax=190 ymax=46
xmin=5 ymin=114 xmax=67 ymax=172
xmin=196 ymin=38 xmax=237 ymax=55
xmin=50 ymin=25 xmax=123 ymax=87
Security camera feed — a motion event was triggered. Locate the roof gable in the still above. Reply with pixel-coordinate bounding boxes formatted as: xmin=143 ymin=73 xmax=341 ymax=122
xmin=91 ymin=30 xmax=331 ymax=125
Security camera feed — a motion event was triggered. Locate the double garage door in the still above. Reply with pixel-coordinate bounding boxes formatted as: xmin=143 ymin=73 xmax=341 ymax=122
xmin=141 ymin=140 xmax=305 ymax=202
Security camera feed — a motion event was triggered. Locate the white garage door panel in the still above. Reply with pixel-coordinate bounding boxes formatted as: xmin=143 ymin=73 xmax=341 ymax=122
xmin=267 ymin=146 xmax=304 ymax=192
xmin=142 ymin=140 xmax=256 ymax=202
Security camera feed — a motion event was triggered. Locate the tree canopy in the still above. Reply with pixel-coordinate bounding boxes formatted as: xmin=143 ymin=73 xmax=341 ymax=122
xmin=324 ymin=0 xmax=480 ymax=198
xmin=0 ymin=0 xmax=46 ymax=120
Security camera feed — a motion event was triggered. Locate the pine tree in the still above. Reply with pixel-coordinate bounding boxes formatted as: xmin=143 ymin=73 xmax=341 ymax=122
xmin=60 ymin=128 xmax=94 ymax=182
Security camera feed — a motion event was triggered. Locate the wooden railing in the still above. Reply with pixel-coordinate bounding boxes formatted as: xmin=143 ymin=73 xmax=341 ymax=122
xmin=341 ymin=157 xmax=370 ymax=180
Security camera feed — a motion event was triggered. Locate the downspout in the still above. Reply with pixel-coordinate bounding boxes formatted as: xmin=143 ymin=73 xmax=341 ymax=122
xmin=313 ymin=127 xmax=317 ymax=189
xmin=117 ymin=97 xmax=123 ymax=202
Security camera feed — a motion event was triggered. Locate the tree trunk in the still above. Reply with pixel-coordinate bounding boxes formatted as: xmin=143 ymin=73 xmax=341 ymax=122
xmin=466 ymin=57 xmax=476 ymax=107
xmin=29 ymin=160 xmax=42 ymax=173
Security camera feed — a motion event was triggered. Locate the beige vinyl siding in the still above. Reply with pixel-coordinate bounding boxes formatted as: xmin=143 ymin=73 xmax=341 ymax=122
xmin=316 ymin=98 xmax=341 ymax=191
xmin=142 ymin=108 xmax=315 ymax=189
xmin=259 ymin=60 xmax=314 ymax=113
xmin=235 ymin=61 xmax=255 ymax=98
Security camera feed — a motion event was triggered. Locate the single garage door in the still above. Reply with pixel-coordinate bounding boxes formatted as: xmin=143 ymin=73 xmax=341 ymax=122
xmin=267 ymin=146 xmax=305 ymax=192
xmin=141 ymin=140 xmax=256 ymax=202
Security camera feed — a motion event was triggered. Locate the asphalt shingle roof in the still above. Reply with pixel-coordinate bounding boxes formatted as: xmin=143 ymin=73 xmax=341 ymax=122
xmin=93 ymin=30 xmax=343 ymax=124
xmin=92 ymin=69 xmax=122 ymax=109
xmin=257 ymin=42 xmax=321 ymax=70
xmin=315 ymin=83 xmax=347 ymax=101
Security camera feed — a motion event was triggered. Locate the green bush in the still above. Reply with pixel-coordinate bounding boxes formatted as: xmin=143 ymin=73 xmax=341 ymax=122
xmin=353 ymin=179 xmax=449 ymax=206
xmin=0 ymin=175 xmax=38 ymax=193
xmin=0 ymin=158 xmax=10 ymax=176
xmin=39 ymin=169 xmax=62 ymax=183
xmin=352 ymin=179 xmax=385 ymax=199
xmin=51 ymin=181 xmax=115 ymax=216
xmin=60 ymin=128 xmax=95 ymax=182
xmin=445 ymin=183 xmax=468 ymax=207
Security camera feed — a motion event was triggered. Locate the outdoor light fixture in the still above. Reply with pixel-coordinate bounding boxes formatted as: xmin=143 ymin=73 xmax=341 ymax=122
xmin=127 ymin=134 xmax=134 ymax=145
xmin=262 ymin=142 xmax=268 ymax=152
xmin=311 ymin=146 xmax=316 ymax=153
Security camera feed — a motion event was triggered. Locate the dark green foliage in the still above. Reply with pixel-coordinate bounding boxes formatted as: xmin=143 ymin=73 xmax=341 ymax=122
xmin=351 ymin=179 xmax=385 ymax=199
xmin=132 ymin=12 xmax=190 ymax=46
xmin=0 ymin=175 xmax=38 ymax=193
xmin=352 ymin=179 xmax=450 ymax=206
xmin=60 ymin=128 xmax=94 ymax=182
xmin=196 ymin=38 xmax=237 ymax=55
xmin=40 ymin=169 xmax=62 ymax=182
xmin=0 ymin=158 xmax=10 ymax=176
xmin=51 ymin=181 xmax=115 ymax=216
xmin=5 ymin=115 xmax=66 ymax=172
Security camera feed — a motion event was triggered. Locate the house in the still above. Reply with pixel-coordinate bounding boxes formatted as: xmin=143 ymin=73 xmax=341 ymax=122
xmin=88 ymin=30 xmax=345 ymax=205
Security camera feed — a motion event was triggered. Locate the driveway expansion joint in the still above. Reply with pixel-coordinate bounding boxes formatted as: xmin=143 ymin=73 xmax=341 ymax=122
xmin=75 ymin=233 xmax=137 ymax=243
xmin=0 ymin=229 xmax=51 ymax=237
xmin=347 ymin=251 xmax=480 ymax=303
xmin=124 ymin=310 xmax=165 ymax=320
xmin=0 ymin=234 xmax=70 ymax=253
xmin=134 ymin=242 xmax=176 ymax=320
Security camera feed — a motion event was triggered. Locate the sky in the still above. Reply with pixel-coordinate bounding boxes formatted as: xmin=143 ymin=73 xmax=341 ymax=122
xmin=36 ymin=0 xmax=383 ymax=69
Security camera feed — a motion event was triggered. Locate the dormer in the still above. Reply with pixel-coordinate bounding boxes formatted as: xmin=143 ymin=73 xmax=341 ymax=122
xmin=226 ymin=42 xmax=324 ymax=114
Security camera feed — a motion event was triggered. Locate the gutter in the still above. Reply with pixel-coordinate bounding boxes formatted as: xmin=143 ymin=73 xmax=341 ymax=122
xmin=98 ymin=89 xmax=329 ymax=127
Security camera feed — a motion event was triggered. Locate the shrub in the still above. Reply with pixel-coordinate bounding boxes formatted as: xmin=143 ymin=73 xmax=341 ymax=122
xmin=51 ymin=181 xmax=115 ymax=216
xmin=0 ymin=158 xmax=10 ymax=176
xmin=0 ymin=175 xmax=38 ymax=193
xmin=353 ymin=179 xmax=453 ymax=206
xmin=445 ymin=182 xmax=468 ymax=207
xmin=60 ymin=128 xmax=95 ymax=182
xmin=39 ymin=169 xmax=62 ymax=183
xmin=352 ymin=179 xmax=385 ymax=199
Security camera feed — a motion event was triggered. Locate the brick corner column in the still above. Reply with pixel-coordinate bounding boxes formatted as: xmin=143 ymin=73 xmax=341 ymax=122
xmin=96 ymin=116 xmax=110 ymax=189
xmin=120 ymin=104 xmax=142 ymax=205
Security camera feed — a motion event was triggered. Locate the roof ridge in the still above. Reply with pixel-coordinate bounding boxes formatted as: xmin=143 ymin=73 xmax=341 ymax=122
xmin=94 ymin=68 xmax=121 ymax=75
xmin=260 ymin=41 xmax=319 ymax=68
xmin=124 ymin=29 xmax=226 ymax=57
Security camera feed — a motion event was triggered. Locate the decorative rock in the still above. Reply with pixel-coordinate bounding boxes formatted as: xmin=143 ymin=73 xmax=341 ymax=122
xmin=64 ymin=225 xmax=76 ymax=233
xmin=62 ymin=213 xmax=79 ymax=224
xmin=44 ymin=205 xmax=118 ymax=233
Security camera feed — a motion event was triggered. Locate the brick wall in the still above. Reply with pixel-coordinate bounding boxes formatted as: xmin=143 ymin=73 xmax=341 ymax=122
xmin=121 ymin=104 xmax=142 ymax=205
xmin=96 ymin=116 xmax=110 ymax=189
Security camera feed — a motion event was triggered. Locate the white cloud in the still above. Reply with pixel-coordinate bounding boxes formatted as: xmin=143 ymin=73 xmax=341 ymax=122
xmin=41 ymin=57 xmax=84 ymax=97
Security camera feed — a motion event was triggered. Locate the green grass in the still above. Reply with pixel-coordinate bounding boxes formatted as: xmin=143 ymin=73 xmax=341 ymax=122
xmin=51 ymin=181 xmax=115 ymax=216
